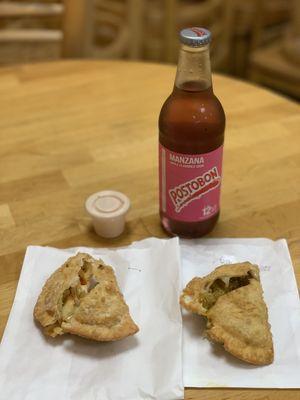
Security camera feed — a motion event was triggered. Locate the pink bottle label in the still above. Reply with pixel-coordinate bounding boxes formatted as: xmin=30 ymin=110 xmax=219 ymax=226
xmin=159 ymin=144 xmax=223 ymax=222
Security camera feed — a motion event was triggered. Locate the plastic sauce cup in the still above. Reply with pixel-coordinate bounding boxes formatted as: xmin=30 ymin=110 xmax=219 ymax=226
xmin=85 ymin=190 xmax=130 ymax=238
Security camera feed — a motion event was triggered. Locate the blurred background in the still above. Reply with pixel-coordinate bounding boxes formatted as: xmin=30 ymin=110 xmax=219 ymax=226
xmin=0 ymin=0 xmax=299 ymax=99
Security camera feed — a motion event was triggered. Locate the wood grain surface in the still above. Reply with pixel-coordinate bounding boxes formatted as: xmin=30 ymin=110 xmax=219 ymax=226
xmin=0 ymin=60 xmax=299 ymax=400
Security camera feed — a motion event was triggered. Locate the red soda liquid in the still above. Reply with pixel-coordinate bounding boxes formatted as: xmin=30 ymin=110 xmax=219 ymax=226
xmin=159 ymin=80 xmax=225 ymax=237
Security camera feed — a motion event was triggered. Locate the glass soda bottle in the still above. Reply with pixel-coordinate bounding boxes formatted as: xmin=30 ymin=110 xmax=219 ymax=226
xmin=159 ymin=27 xmax=225 ymax=237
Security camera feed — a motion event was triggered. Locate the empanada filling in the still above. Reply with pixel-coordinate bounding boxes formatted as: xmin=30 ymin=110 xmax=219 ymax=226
xmin=200 ymin=275 xmax=251 ymax=311
xmin=61 ymin=262 xmax=100 ymax=318
xmin=46 ymin=261 xmax=100 ymax=335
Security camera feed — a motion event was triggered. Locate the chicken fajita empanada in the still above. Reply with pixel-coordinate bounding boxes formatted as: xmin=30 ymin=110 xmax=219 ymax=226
xmin=34 ymin=253 xmax=139 ymax=341
xmin=180 ymin=262 xmax=274 ymax=365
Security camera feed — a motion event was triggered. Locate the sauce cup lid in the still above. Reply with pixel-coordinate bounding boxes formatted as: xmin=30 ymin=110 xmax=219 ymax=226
xmin=85 ymin=190 xmax=130 ymax=219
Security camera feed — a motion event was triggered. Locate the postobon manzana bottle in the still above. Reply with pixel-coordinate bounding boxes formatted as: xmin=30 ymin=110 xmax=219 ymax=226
xmin=159 ymin=27 xmax=225 ymax=237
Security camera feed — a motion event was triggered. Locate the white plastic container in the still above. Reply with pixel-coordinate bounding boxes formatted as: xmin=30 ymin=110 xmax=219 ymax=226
xmin=85 ymin=190 xmax=130 ymax=238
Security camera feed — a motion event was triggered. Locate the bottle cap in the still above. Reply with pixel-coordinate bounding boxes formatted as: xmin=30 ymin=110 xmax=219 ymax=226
xmin=180 ymin=27 xmax=211 ymax=47
xmin=85 ymin=190 xmax=130 ymax=238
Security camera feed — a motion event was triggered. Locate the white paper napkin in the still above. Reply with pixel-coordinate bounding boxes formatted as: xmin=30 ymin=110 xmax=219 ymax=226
xmin=0 ymin=238 xmax=184 ymax=400
xmin=180 ymin=238 xmax=300 ymax=388
xmin=1 ymin=237 xmax=300 ymax=394
xmin=132 ymin=237 xmax=300 ymax=388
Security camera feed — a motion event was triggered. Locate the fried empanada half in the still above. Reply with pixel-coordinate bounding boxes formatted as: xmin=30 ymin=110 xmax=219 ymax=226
xmin=34 ymin=253 xmax=139 ymax=341
xmin=180 ymin=262 xmax=260 ymax=316
xmin=180 ymin=262 xmax=274 ymax=365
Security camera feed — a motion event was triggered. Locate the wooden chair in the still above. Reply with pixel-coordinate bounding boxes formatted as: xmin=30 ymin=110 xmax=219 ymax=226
xmin=92 ymin=0 xmax=144 ymax=60
xmin=0 ymin=0 xmax=94 ymax=64
xmin=248 ymin=0 xmax=300 ymax=99
xmin=142 ymin=0 xmax=235 ymax=68
xmin=0 ymin=0 xmax=146 ymax=64
xmin=218 ymin=0 xmax=291 ymax=77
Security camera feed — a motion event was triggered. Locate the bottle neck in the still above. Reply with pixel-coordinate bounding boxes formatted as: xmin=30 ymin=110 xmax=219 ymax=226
xmin=174 ymin=44 xmax=212 ymax=91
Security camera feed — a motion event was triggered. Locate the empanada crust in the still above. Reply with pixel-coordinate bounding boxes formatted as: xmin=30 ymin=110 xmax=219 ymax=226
xmin=34 ymin=253 xmax=139 ymax=341
xmin=180 ymin=262 xmax=274 ymax=365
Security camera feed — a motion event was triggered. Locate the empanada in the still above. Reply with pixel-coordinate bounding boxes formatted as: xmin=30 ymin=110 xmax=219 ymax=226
xmin=34 ymin=253 xmax=139 ymax=341
xmin=180 ymin=262 xmax=274 ymax=365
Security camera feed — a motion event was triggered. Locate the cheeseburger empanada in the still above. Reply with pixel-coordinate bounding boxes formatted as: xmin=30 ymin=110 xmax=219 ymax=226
xmin=180 ymin=262 xmax=274 ymax=365
xmin=34 ymin=253 xmax=139 ymax=341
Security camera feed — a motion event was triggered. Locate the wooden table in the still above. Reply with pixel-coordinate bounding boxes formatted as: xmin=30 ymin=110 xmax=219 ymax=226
xmin=0 ymin=60 xmax=299 ymax=399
